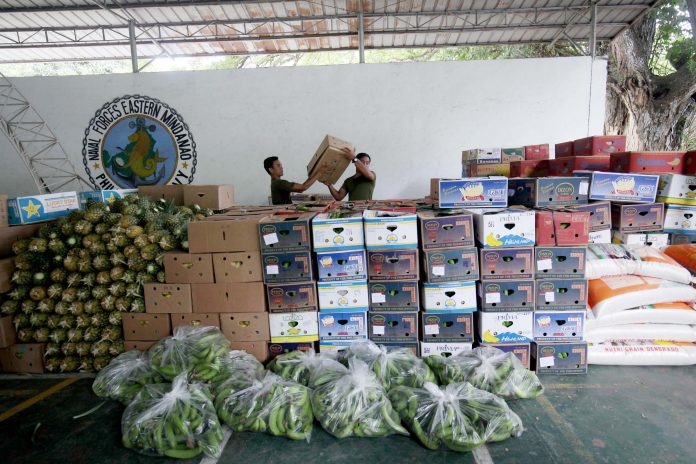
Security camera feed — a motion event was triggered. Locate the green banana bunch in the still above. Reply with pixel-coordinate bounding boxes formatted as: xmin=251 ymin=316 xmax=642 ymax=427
xmin=149 ymin=326 xmax=230 ymax=381
xmin=215 ymin=371 xmax=314 ymax=441
xmin=267 ymin=349 xmax=325 ymax=386
xmin=209 ymin=350 xmax=265 ymax=394
xmin=121 ymin=373 xmax=225 ymax=459
xmin=310 ymin=358 xmax=408 ymax=438
xmin=92 ymin=350 xmax=163 ymax=404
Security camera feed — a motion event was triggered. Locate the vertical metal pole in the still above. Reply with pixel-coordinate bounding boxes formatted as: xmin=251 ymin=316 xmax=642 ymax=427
xmin=589 ymin=1 xmax=597 ymax=59
xmin=358 ymin=1 xmax=365 ymax=63
xmin=129 ymin=20 xmax=139 ymax=73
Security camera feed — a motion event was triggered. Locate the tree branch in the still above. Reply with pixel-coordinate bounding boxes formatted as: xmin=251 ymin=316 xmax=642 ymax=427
xmin=687 ymin=0 xmax=696 ymax=60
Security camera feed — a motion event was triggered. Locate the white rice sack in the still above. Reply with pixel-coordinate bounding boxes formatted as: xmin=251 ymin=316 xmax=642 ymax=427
xmin=588 ymin=341 xmax=696 ymax=365
xmin=588 ymin=276 xmax=696 ymax=317
xmin=584 ymin=324 xmax=696 ymax=343
xmin=587 ymin=303 xmax=696 ymax=329
xmin=586 ymin=244 xmax=693 ymax=284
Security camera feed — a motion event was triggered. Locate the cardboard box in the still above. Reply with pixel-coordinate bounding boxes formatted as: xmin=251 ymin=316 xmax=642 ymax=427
xmin=548 ymin=156 xmax=611 ymax=176
xmin=555 ymin=141 xmax=574 ymax=158
xmin=612 ymin=231 xmax=647 ymax=245
xmin=123 ymin=313 xmax=171 ymax=341
xmin=479 ymin=247 xmax=534 ymax=280
xmin=368 ymin=281 xmax=419 ymax=311
xmin=183 ymin=185 xmax=235 ymax=210
xmin=374 ymin=341 xmax=419 ymax=356
xmin=0 ymin=316 xmax=16 ymax=348
xmin=656 ymin=173 xmax=696 ymax=205
xmin=421 ymin=281 xmax=477 ymax=311
xmin=611 ymin=203 xmax=664 ymax=232
xmin=418 ymin=210 xmax=475 ymax=250
xmin=262 ymin=251 xmax=313 ymax=283
xmin=534 ymin=341 xmax=588 ymax=374
xmin=269 ymin=311 xmax=319 ymax=343
xmin=481 ymin=343 xmax=531 ymax=369
xmin=367 ymin=249 xmax=419 ymax=281
xmin=420 ymin=342 xmax=473 ymax=357
xmin=220 ymin=312 xmax=270 ymax=342
xmin=670 ymin=232 xmax=696 ymax=245
xmin=307 ymin=135 xmax=353 ymax=185
xmin=686 ymin=151 xmax=696 ymax=175
xmin=229 ymin=340 xmax=269 ymax=363
xmin=6 ymin=344 xmax=44 ymax=373
xmin=421 ymin=311 xmax=474 ymax=342
xmin=312 ymin=211 xmax=364 ymax=251
xmin=368 ymin=311 xmax=419 ymax=342
xmin=422 ymin=247 xmax=479 ymax=283
xmin=535 ymin=209 xmax=590 ymax=246
xmin=508 ymin=177 xmax=589 ymax=208
xmin=535 ymin=278 xmax=588 ymax=311
xmin=363 ymin=210 xmax=418 ymax=249
xmin=164 ymin=253 xmax=214 ymax=284
xmin=318 ymin=309 xmax=368 ymax=340
xmin=318 ymin=280 xmax=369 ymax=311
xmin=567 ymin=201 xmax=611 ymax=231
xmin=124 ymin=340 xmax=157 ymax=351
xmin=258 ymin=213 xmax=314 ymax=252
xmin=645 ymin=232 xmax=670 ymax=248
xmin=478 ymin=280 xmax=535 ymax=312
xmin=462 ymin=163 xmax=511 ymax=178
xmin=138 ymin=184 xmax=185 ymax=205
xmin=267 ymin=282 xmax=318 ymax=313
xmin=574 ymin=135 xmax=626 ymax=156
xmin=79 ymin=189 xmax=137 ymax=207
xmin=212 ymin=252 xmax=263 ymax=283
xmin=0 ymin=223 xmax=40 ymax=258
xmin=510 ymin=160 xmax=549 ymax=177
xmin=316 ymin=250 xmax=367 ymax=282
xmin=437 ymin=178 xmax=508 ymax=209
xmin=0 ymin=194 xmax=8 ymax=228
xmin=429 ymin=178 xmax=441 ymax=199
xmin=191 ymin=282 xmax=266 ymax=313
xmin=610 ymin=151 xmax=686 ymax=174
xmin=0 ymin=347 xmax=11 ymax=371
xmin=144 ymin=283 xmax=192 ymax=314
xmin=589 ymin=229 xmax=612 ymax=244
xmin=188 ymin=217 xmax=262 ymax=253
xmin=8 ymin=191 xmax=79 ymax=225
xmin=462 ymin=148 xmax=502 ymax=165
xmin=478 ymin=311 xmax=534 ymax=343
xmin=0 ymin=257 xmax=13 ymax=293
xmin=319 ymin=339 xmax=369 ymax=355
xmin=663 ymin=205 xmax=696 ymax=233
xmin=268 ymin=342 xmax=315 ymax=360
xmin=533 ymin=311 xmax=585 ymax=341
xmin=502 ymin=148 xmax=525 ymax=163
xmin=170 ymin=313 xmax=221 ymax=330
xmin=471 ymin=208 xmax=536 ymax=248
xmin=535 ymin=246 xmax=587 ymax=279
xmin=524 ymin=144 xmax=550 ymax=161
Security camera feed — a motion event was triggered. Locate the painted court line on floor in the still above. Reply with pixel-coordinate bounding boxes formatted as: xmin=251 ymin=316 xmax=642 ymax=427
xmin=0 ymin=377 xmax=79 ymax=423
xmin=199 ymin=426 xmax=232 ymax=464
xmin=536 ymin=395 xmax=597 ymax=464
xmin=473 ymin=445 xmax=495 ymax=464
xmin=544 ymin=383 xmax=643 ymax=390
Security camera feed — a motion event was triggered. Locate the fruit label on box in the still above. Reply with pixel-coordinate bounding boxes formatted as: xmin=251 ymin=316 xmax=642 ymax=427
xmin=368 ymin=311 xmax=419 ymax=342
xmin=589 ymin=172 xmax=659 ymax=203
xmin=262 ymin=252 xmax=313 ymax=283
xmin=421 ymin=311 xmax=473 ymax=342
xmin=319 ymin=338 xmax=369 ymax=354
xmin=420 ymin=342 xmax=473 ymax=357
xmin=311 ymin=212 xmax=365 ymax=251
xmin=533 ymin=311 xmax=585 ymax=342
xmin=421 ymin=281 xmax=477 ymax=311
xmin=423 ymin=248 xmax=479 ymax=283
xmin=612 ymin=203 xmax=664 ymax=232
xmin=480 ymin=343 xmax=531 ymax=369
xmin=438 ymin=178 xmax=508 ymax=208
xmin=8 ymin=192 xmax=80 ymax=225
xmin=535 ymin=247 xmax=586 ymax=279
xmin=478 ymin=311 xmax=534 ymax=343
xmin=368 ymin=281 xmax=419 ymax=311
xmin=363 ymin=210 xmax=418 ymax=249
xmin=269 ymin=311 xmax=319 ymax=343
xmin=663 ymin=205 xmax=696 ymax=233
xmin=267 ymin=283 xmax=318 ymax=313
xmin=79 ymin=189 xmax=137 ymax=207
xmin=316 ymin=250 xmax=367 ymax=282
xmin=645 ymin=233 xmax=670 ymax=248
xmin=259 ymin=214 xmax=313 ymax=252
xmin=478 ymin=280 xmax=535 ymax=312
xmin=461 ymin=148 xmax=502 ymax=165
xmin=367 ymin=249 xmax=418 ymax=281
xmin=657 ymin=173 xmax=696 ymax=206
xmin=318 ymin=309 xmax=368 ymax=340
xmin=612 ymin=231 xmax=647 ymax=246
xmin=479 ymin=247 xmax=534 ymax=280
xmin=502 ymin=148 xmax=525 ymax=163
xmin=589 ymin=229 xmax=612 ymax=244
xmin=508 ymin=178 xmax=588 ymax=207
xmin=418 ymin=211 xmax=475 ymax=249
xmin=535 ymin=278 xmax=587 ymax=311
xmin=318 ymin=280 xmax=368 ymax=311
xmin=534 ymin=342 xmax=588 ymax=374
xmin=568 ymin=202 xmax=611 ymax=231
xmin=472 ymin=208 xmax=535 ymax=248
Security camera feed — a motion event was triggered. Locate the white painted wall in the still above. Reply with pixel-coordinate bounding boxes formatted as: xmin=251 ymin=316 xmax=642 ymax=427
xmin=0 ymin=56 xmax=607 ymax=205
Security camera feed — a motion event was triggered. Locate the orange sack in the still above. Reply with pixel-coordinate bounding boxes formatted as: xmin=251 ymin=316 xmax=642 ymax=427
xmin=664 ymin=244 xmax=696 ymax=275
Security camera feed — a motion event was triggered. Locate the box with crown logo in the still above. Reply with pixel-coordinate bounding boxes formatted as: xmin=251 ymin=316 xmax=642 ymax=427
xmin=261 ymin=251 xmax=313 ymax=283
xmin=479 ymin=247 xmax=534 ymax=280
xmin=480 ymin=342 xmax=531 ymax=369
xmin=589 ymin=172 xmax=659 ymax=203
xmin=478 ymin=280 xmax=535 ymax=312
xmin=611 ymin=203 xmax=664 ymax=232
xmin=368 ymin=311 xmax=419 ymax=342
xmin=508 ymin=177 xmax=589 ymax=207
xmin=258 ymin=213 xmax=314 ymax=253
xmin=533 ymin=341 xmax=588 ymax=374
xmin=437 ymin=178 xmax=508 ymax=209
xmin=368 ymin=281 xmax=419 ymax=311
xmin=422 ymin=247 xmax=479 ymax=283
xmin=266 ymin=282 xmax=318 ymax=313
xmin=567 ymin=201 xmax=611 ymax=231
xmin=420 ymin=311 xmax=474 ymax=342
xmin=535 ymin=278 xmax=587 ymax=311
xmin=418 ymin=210 xmax=475 ymax=250
xmin=366 ymin=249 xmax=419 ymax=281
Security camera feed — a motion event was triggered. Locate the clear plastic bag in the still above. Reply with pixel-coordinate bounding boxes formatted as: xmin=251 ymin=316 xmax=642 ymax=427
xmin=148 ymin=326 xmax=230 ymax=381
xmin=310 ymin=357 xmax=408 ymax=438
xmin=425 ymin=346 xmax=544 ymax=399
xmin=267 ymin=349 xmax=327 ymax=386
xmin=389 ymin=381 xmax=524 ymax=452
xmin=121 ymin=373 xmax=225 ymax=459
xmin=210 ymin=350 xmax=265 ymax=392
xmin=92 ymin=350 xmax=163 ymax=404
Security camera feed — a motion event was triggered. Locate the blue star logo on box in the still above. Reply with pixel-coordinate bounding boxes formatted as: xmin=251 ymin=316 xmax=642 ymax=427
xmin=82 ymin=95 xmax=196 ymax=189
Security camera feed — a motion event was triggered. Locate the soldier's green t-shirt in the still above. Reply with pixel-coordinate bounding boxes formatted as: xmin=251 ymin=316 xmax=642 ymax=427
xmin=270 ymin=179 xmax=294 ymax=205
xmin=341 ymin=173 xmax=376 ymax=201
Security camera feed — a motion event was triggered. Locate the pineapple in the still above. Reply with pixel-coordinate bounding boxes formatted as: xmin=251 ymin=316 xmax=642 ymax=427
xmin=11 ymin=270 xmax=32 ymax=286
xmin=140 ymin=244 xmax=161 ymax=262
xmin=58 ymin=217 xmax=75 ymax=236
xmin=47 ymin=238 xmax=67 ymax=255
xmin=77 ymin=257 xmax=93 ymax=273
xmin=38 ymin=223 xmax=60 ymax=240
xmin=123 ymin=245 xmax=139 ymax=259
xmin=28 ymin=238 xmax=48 ymax=253
xmin=29 ymin=312 xmax=48 ymax=327
xmin=12 ymin=313 xmax=29 ymax=329
xmin=156 ymin=271 xmax=166 ymax=283
xmin=37 ymin=298 xmax=55 ymax=313
xmin=145 ymin=263 xmax=160 ymax=276
xmin=49 ymin=328 xmax=67 ymax=343
xmin=90 ymin=311 xmax=108 ymax=328
xmin=44 ymin=357 xmax=62 ymax=373
xmin=91 ymin=286 xmax=108 ymax=300
xmin=94 ymin=223 xmax=109 ymax=235
xmin=82 ymin=233 xmax=100 ymax=248
xmin=126 ymin=225 xmax=144 ymax=239
xmin=96 ymin=271 xmax=111 ymax=285
xmin=83 ymin=326 xmax=100 ymax=342
xmin=66 ymin=272 xmax=82 ymax=287
xmin=32 ymin=327 xmax=50 ymax=343
xmin=121 ymin=269 xmax=136 ymax=284
xmin=76 ymin=342 xmax=91 ymax=357
xmin=50 ymin=268 xmax=67 ymax=283
xmin=82 ymin=272 xmax=97 ymax=287
xmin=89 ymin=241 xmax=107 ymax=255
xmin=13 ymin=254 xmax=32 ymax=271
xmin=52 ymin=254 xmax=65 ymax=267
xmin=29 ymin=286 xmax=47 ymax=301
xmin=76 ymin=314 xmax=91 ymax=328
xmin=65 ymin=235 xmax=79 ymax=248
xmin=61 ymin=342 xmax=78 ymax=356
xmin=45 ymin=342 xmax=61 ymax=357
xmin=110 ymin=266 xmax=125 ymax=281
xmin=122 ymin=203 xmax=141 ymax=217
xmin=17 ymin=328 xmax=33 ymax=342
xmin=119 ymin=215 xmax=139 ymax=229
xmin=130 ymin=298 xmax=146 ymax=313
xmin=110 ymin=252 xmax=126 ymax=267
xmin=84 ymin=299 xmax=100 ymax=314
xmin=100 ymin=232 xmax=112 ymax=243
xmin=11 ymin=238 xmax=31 ymax=255
xmin=106 ymin=241 xmax=119 ymax=253
xmin=91 ymin=339 xmax=111 ymax=356
xmin=60 ymin=356 xmax=80 ymax=372
xmin=133 ymin=234 xmax=150 ymax=249
xmin=76 ymin=287 xmax=91 ymax=302
xmin=32 ymin=271 xmax=48 ymax=286
xmin=158 ymin=233 xmax=178 ymax=251
xmin=67 ymin=327 xmax=84 ymax=342
xmin=63 ymin=255 xmax=80 ymax=272
xmin=61 ymin=287 xmax=77 ymax=303
xmin=21 ymin=300 xmax=37 ymax=314
xmin=93 ymin=356 xmax=111 ymax=371
xmin=102 ymin=325 xmax=122 ymax=341
xmin=126 ymin=282 xmax=143 ymax=298
xmin=108 ymin=311 xmax=123 ymax=325
xmin=109 ymin=340 xmax=125 ymax=357
xmin=92 ymin=254 xmax=110 ymax=271
xmin=84 ymin=202 xmax=106 ymax=223
xmin=104 ymin=212 xmax=121 ymax=226
xmin=25 ymin=251 xmax=50 ymax=271
xmin=46 ymin=314 xmax=61 ymax=329
xmin=128 ymin=254 xmax=146 ymax=271
xmin=58 ymin=315 xmax=76 ymax=329
xmin=68 ymin=301 xmax=85 ymax=315
xmin=54 ymin=301 xmax=70 ymax=315
xmin=111 ymin=234 xmax=129 ymax=248
xmin=100 ymin=294 xmax=116 ymax=311
xmin=74 ymin=219 xmax=93 ymax=236
xmin=108 ymin=282 xmax=126 ymax=297
xmin=8 ymin=286 xmax=29 ymax=301
xmin=1 ymin=300 xmax=19 ymax=315
xmin=114 ymin=297 xmax=132 ymax=313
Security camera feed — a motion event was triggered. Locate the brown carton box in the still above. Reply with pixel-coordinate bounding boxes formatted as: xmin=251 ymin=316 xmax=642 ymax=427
xmin=123 ymin=313 xmax=172 ymax=341
xmin=171 ymin=313 xmax=221 ymax=330
xmin=138 ymin=185 xmax=185 ymax=205
xmin=307 ymin=135 xmax=354 ymax=185
xmin=124 ymin=340 xmax=157 ymax=351
xmin=144 ymin=283 xmax=192 ymax=313
xmin=221 ymin=312 xmax=270 ymax=342
xmin=0 ymin=257 xmax=14 ymax=293
xmin=0 ymin=348 xmax=11 ymax=371
xmin=0 ymin=194 xmax=8 ymax=227
xmin=229 ymin=341 xmax=269 ymax=363
xmin=0 ymin=316 xmax=16 ymax=348
xmin=183 ymin=185 xmax=235 ymax=210
xmin=163 ymin=253 xmax=214 ymax=284
xmin=191 ymin=282 xmax=266 ymax=313
xmin=213 ymin=252 xmax=263 ymax=283
xmin=0 ymin=223 xmax=41 ymax=258
xmin=188 ymin=217 xmax=261 ymax=253
xmin=7 ymin=344 xmax=45 ymax=373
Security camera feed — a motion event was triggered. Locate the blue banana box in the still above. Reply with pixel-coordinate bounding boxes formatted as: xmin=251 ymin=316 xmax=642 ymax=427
xmin=318 ymin=280 xmax=369 ymax=311
xmin=533 ymin=341 xmax=588 ymax=374
xmin=480 ymin=343 xmax=531 ymax=369
xmin=8 ymin=192 xmax=80 ymax=225
xmin=534 ymin=246 xmax=587 ymax=279
xmin=261 ymin=251 xmax=313 ymax=283
xmin=535 ymin=278 xmax=588 ymax=311
xmin=479 ymin=247 xmax=534 ymax=280
xmin=420 ymin=311 xmax=474 ymax=342
xmin=368 ymin=311 xmax=419 ymax=342
xmin=438 ymin=178 xmax=508 ymax=209
xmin=368 ymin=281 xmax=420 ymax=311
xmin=589 ymin=171 xmax=659 ymax=203
xmin=508 ymin=177 xmax=589 ymax=207
xmin=258 ymin=213 xmax=314 ymax=252
xmin=422 ymin=247 xmax=480 ymax=283
xmin=533 ymin=311 xmax=585 ymax=342
xmin=663 ymin=205 xmax=696 ymax=233
xmin=478 ymin=280 xmax=535 ymax=312
xmin=316 ymin=249 xmax=367 ymax=282
xmin=79 ymin=189 xmax=137 ymax=207
xmin=318 ymin=309 xmax=368 ymax=340
xmin=267 ymin=282 xmax=318 ymax=313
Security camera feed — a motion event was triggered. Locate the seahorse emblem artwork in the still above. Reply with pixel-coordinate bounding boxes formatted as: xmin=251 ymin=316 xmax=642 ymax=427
xmin=103 ymin=117 xmax=167 ymax=186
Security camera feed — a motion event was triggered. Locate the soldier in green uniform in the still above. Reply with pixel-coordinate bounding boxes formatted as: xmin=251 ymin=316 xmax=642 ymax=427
xmin=264 ymin=156 xmax=325 ymax=205
xmin=323 ymin=148 xmax=376 ymax=201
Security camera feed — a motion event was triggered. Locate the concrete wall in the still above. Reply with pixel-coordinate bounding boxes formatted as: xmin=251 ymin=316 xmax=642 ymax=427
xmin=0 ymin=56 xmax=607 ymax=204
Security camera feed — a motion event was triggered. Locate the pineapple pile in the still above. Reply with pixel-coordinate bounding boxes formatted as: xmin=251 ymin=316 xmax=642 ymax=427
xmin=0 ymin=195 xmax=211 ymax=373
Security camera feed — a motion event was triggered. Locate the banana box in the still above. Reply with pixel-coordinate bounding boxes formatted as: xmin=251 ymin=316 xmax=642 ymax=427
xmin=478 ymin=280 xmax=535 ymax=312
xmin=374 ymin=341 xmax=419 ymax=356
xmin=480 ymin=343 xmax=531 ymax=369
xmin=261 ymin=251 xmax=313 ymax=283
xmin=567 ymin=201 xmax=611 ymax=231
xmin=420 ymin=342 xmax=473 ymax=357
xmin=318 ymin=280 xmax=369 ymax=311
xmin=319 ymin=338 xmax=368 ymax=354
xmin=461 ymin=148 xmax=502 ymax=165
xmin=589 ymin=229 xmax=612 ymax=244
xmin=535 ymin=278 xmax=587 ymax=311
xmin=79 ymin=189 xmax=137 ymax=207
xmin=311 ymin=211 xmax=364 ymax=251
xmin=502 ymin=148 xmax=525 ymax=163
xmin=8 ymin=191 xmax=80 ymax=225
xmin=656 ymin=173 xmax=696 ymax=205
xmin=477 ymin=311 xmax=534 ymax=343
xmin=316 ymin=249 xmax=367 ymax=282
xmin=418 ymin=210 xmax=475 ymax=249
xmin=420 ymin=311 xmax=474 ymax=342
xmin=267 ymin=282 xmax=318 ymax=313
xmin=421 ymin=281 xmax=477 ymax=311
xmin=645 ymin=233 xmax=670 ymax=248
xmin=533 ymin=342 xmax=588 ymax=374
xmin=535 ymin=247 xmax=587 ymax=279
xmin=368 ymin=311 xmax=419 ymax=342
xmin=269 ymin=311 xmax=319 ymax=343
xmin=670 ymin=232 xmax=696 ymax=245
xmin=462 ymin=163 xmax=510 ymax=178
xmin=367 ymin=249 xmax=419 ymax=281
xmin=363 ymin=210 xmax=418 ymax=249
xmin=533 ymin=311 xmax=585 ymax=342
xmin=663 ymin=205 xmax=696 ymax=233
xmin=438 ymin=178 xmax=508 ymax=209
xmin=268 ymin=342 xmax=314 ymax=360
xmin=479 ymin=247 xmax=534 ymax=280
xmin=611 ymin=203 xmax=664 ymax=232
xmin=609 ymin=151 xmax=685 ymax=174
xmin=422 ymin=247 xmax=479 ymax=283
xmin=535 ymin=209 xmax=590 ymax=246
xmin=318 ymin=309 xmax=368 ymax=340
xmin=471 ymin=208 xmax=536 ymax=248
xmin=589 ymin=172 xmax=659 ymax=203
xmin=368 ymin=281 xmax=419 ymax=311
xmin=508 ymin=177 xmax=589 ymax=207
xmin=258 ymin=213 xmax=314 ymax=253
xmin=611 ymin=231 xmax=647 ymax=246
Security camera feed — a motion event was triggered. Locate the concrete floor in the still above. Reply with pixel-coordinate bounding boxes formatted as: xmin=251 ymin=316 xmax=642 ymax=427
xmin=1 ymin=366 xmax=695 ymax=464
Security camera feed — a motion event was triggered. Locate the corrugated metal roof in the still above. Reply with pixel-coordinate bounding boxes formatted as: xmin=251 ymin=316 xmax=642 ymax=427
xmin=0 ymin=0 xmax=656 ymax=62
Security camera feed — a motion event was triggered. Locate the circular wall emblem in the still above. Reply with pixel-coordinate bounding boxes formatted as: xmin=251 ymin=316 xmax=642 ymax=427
xmin=82 ymin=95 xmax=196 ymax=189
